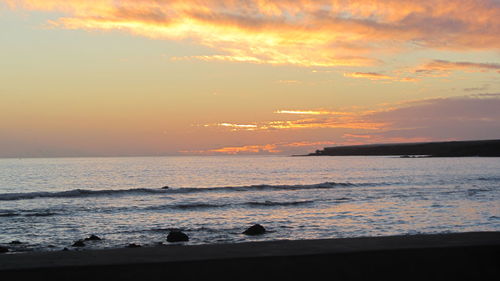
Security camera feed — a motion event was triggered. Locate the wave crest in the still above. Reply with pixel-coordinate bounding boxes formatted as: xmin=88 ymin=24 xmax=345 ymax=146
xmin=0 ymin=182 xmax=358 ymax=201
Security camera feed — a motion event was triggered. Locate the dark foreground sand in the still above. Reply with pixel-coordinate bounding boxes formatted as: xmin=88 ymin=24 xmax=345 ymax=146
xmin=1 ymin=232 xmax=499 ymax=280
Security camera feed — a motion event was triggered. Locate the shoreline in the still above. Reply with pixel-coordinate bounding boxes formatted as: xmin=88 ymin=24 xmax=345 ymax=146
xmin=1 ymin=231 xmax=499 ymax=280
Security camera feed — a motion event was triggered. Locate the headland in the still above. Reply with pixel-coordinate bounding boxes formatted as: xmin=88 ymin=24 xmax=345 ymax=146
xmin=307 ymin=139 xmax=500 ymax=157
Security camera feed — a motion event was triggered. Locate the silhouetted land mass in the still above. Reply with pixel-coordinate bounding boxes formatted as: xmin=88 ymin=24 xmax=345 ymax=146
xmin=308 ymin=139 xmax=500 ymax=157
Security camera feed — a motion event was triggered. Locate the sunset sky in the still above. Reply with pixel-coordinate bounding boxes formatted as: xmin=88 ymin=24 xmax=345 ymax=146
xmin=1 ymin=0 xmax=499 ymax=157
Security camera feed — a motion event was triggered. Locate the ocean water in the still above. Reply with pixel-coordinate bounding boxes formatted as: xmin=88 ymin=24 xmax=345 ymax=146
xmin=0 ymin=156 xmax=499 ymax=252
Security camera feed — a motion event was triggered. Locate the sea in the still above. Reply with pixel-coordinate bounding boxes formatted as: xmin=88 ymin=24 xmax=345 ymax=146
xmin=1 ymin=156 xmax=499 ymax=252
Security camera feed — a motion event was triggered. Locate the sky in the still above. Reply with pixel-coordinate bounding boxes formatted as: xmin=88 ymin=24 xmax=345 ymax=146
xmin=1 ymin=0 xmax=499 ymax=157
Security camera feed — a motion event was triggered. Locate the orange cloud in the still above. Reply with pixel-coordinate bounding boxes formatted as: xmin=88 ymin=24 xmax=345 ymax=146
xmin=342 ymin=134 xmax=373 ymax=139
xmin=344 ymin=72 xmax=419 ymax=82
xmin=282 ymin=141 xmax=337 ymax=147
xmin=181 ymin=141 xmax=337 ymax=155
xmin=205 ymin=117 xmax=385 ymax=131
xmin=180 ymin=144 xmax=279 ymax=155
xmin=204 ymin=94 xmax=500 ymax=135
xmin=264 ymin=119 xmax=384 ymax=130
xmin=210 ymin=144 xmax=280 ymax=154
xmin=274 ymin=110 xmax=352 ymax=116
xmin=206 ymin=123 xmax=258 ymax=131
xmin=187 ymin=94 xmax=500 ymax=155
xmin=7 ymin=0 xmax=500 ymax=67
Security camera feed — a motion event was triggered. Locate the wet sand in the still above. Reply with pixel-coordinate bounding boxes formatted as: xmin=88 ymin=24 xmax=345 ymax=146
xmin=1 ymin=232 xmax=499 ymax=280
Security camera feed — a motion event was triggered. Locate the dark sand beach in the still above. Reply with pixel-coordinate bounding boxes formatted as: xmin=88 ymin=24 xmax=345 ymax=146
xmin=1 ymin=232 xmax=499 ymax=280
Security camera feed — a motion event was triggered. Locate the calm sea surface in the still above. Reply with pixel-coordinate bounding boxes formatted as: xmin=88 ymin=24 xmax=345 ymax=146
xmin=1 ymin=156 xmax=499 ymax=252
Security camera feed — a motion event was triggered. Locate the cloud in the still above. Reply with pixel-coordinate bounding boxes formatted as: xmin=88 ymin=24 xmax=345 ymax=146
xmin=274 ymin=110 xmax=352 ymax=115
xmin=282 ymin=141 xmax=337 ymax=147
xmin=370 ymin=94 xmax=500 ymax=122
xmin=463 ymin=85 xmax=490 ymax=92
xmin=342 ymin=134 xmax=372 ymax=139
xmin=180 ymin=141 xmax=337 ymax=155
xmin=364 ymin=94 xmax=500 ymax=140
xmin=340 ymin=135 xmax=432 ymax=146
xmin=180 ymin=144 xmax=279 ymax=155
xmin=413 ymin=60 xmax=500 ymax=76
xmin=186 ymin=94 xmax=500 ymax=155
xmin=204 ymin=117 xmax=385 ymax=131
xmin=344 ymin=72 xmax=419 ymax=82
xmin=205 ymin=144 xmax=280 ymax=155
xmin=469 ymin=93 xmax=500 ymax=98
xmin=204 ymin=94 xmax=500 ymax=141
xmin=204 ymin=123 xmax=258 ymax=131
xmin=7 ymin=0 xmax=500 ymax=67
xmin=276 ymin=80 xmax=301 ymax=85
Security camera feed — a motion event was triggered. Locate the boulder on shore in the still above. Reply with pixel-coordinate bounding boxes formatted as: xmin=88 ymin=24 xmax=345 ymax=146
xmin=9 ymin=240 xmax=22 ymax=245
xmin=243 ymin=224 xmax=266 ymax=235
xmin=84 ymin=234 xmax=102 ymax=241
xmin=72 ymin=240 xmax=85 ymax=247
xmin=167 ymin=231 xmax=189 ymax=242
xmin=126 ymin=243 xmax=141 ymax=248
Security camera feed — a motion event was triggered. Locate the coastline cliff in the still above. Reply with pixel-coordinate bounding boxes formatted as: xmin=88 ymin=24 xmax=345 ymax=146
xmin=308 ymin=139 xmax=500 ymax=157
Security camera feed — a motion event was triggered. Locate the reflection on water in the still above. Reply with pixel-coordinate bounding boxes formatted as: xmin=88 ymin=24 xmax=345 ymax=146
xmin=0 ymin=156 xmax=499 ymax=252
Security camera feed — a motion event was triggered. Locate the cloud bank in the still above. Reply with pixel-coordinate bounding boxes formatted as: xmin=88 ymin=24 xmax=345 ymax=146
xmin=6 ymin=0 xmax=500 ymax=67
xmin=197 ymin=94 xmax=500 ymax=154
xmin=413 ymin=60 xmax=500 ymax=76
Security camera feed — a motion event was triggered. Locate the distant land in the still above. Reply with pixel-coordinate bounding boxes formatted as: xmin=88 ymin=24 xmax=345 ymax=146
xmin=307 ymin=139 xmax=500 ymax=157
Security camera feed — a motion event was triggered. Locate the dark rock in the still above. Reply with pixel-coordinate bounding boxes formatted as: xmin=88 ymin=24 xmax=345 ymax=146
xmin=243 ymin=224 xmax=266 ymax=235
xmin=127 ymin=243 xmax=141 ymax=248
xmin=62 ymin=247 xmax=69 ymax=251
xmin=72 ymin=240 xmax=85 ymax=247
xmin=0 ymin=246 xmax=8 ymax=253
xmin=161 ymin=186 xmax=169 ymax=189
xmin=167 ymin=231 xmax=189 ymax=242
xmin=9 ymin=240 xmax=22 ymax=245
xmin=47 ymin=245 xmax=56 ymax=248
xmin=84 ymin=234 xmax=102 ymax=241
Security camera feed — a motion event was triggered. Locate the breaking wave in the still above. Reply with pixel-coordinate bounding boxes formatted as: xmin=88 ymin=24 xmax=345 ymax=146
xmin=0 ymin=182 xmax=361 ymax=201
xmin=245 ymin=200 xmax=315 ymax=207
xmin=0 ymin=211 xmax=58 ymax=217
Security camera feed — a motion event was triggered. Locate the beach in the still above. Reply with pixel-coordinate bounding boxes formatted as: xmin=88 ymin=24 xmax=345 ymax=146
xmin=1 ymin=232 xmax=499 ymax=280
